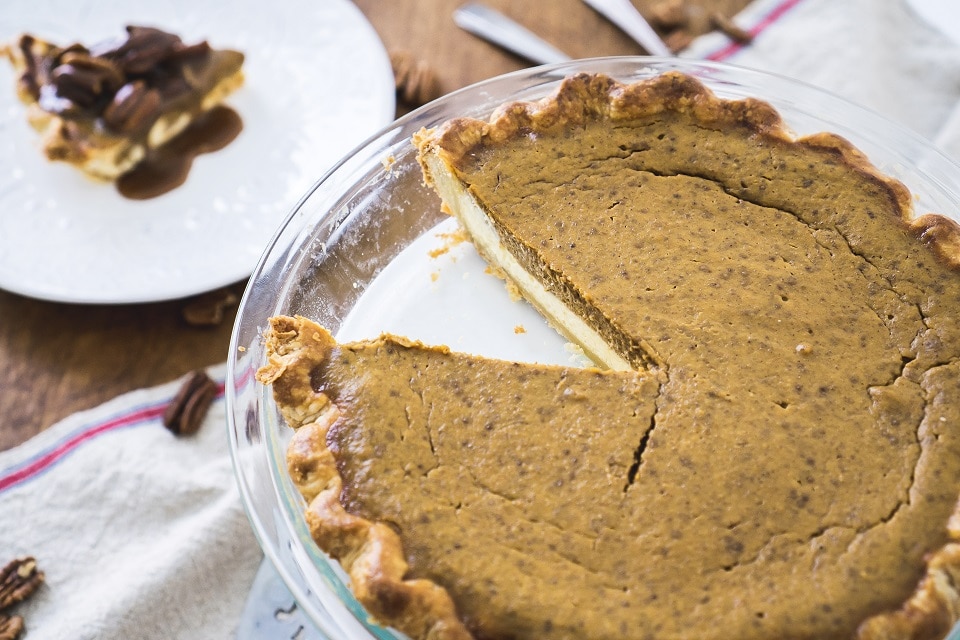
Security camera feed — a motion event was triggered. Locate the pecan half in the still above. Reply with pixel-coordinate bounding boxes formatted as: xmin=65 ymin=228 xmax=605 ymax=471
xmin=0 ymin=614 xmax=23 ymax=640
xmin=102 ymin=80 xmax=162 ymax=134
xmin=649 ymin=0 xmax=690 ymax=30
xmin=181 ymin=287 xmax=239 ymax=327
xmin=50 ymin=51 xmax=125 ymax=109
xmin=390 ymin=50 xmax=440 ymax=107
xmin=101 ymin=26 xmax=183 ymax=75
xmin=49 ymin=65 xmax=100 ymax=106
xmin=710 ymin=11 xmax=753 ymax=44
xmin=0 ymin=558 xmax=43 ymax=611
xmin=663 ymin=29 xmax=695 ymax=53
xmin=163 ymin=370 xmax=219 ymax=436
xmin=58 ymin=51 xmax=123 ymax=91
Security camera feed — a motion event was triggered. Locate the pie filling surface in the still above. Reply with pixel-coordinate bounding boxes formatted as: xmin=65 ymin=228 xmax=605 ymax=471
xmin=259 ymin=72 xmax=960 ymax=640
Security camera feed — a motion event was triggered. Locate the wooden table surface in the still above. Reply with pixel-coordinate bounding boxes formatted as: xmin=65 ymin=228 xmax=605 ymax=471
xmin=0 ymin=0 xmax=750 ymax=452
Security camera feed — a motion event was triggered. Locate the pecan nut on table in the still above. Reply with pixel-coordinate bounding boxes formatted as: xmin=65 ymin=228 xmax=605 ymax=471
xmin=0 ymin=557 xmax=44 ymax=640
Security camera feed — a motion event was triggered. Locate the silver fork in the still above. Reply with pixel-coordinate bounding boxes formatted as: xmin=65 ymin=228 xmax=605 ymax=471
xmin=453 ymin=3 xmax=572 ymax=65
xmin=581 ymin=0 xmax=673 ymax=57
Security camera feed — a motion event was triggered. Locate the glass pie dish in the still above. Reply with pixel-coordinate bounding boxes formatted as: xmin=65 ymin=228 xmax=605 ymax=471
xmin=226 ymin=57 xmax=960 ymax=639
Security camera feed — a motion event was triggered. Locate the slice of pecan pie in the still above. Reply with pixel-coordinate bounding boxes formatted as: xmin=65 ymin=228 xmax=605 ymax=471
xmin=261 ymin=72 xmax=960 ymax=640
xmin=2 ymin=26 xmax=244 ymax=180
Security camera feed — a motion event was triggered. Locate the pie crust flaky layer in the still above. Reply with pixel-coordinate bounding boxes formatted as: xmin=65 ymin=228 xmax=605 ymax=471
xmin=260 ymin=72 xmax=960 ymax=640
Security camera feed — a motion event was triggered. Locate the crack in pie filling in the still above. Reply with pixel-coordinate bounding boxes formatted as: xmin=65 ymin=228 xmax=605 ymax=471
xmin=259 ymin=72 xmax=960 ymax=640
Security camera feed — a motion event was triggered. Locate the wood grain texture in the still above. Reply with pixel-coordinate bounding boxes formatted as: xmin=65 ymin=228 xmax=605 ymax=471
xmin=0 ymin=284 xmax=244 ymax=451
xmin=0 ymin=0 xmax=749 ymax=451
xmin=354 ymin=0 xmax=751 ymax=97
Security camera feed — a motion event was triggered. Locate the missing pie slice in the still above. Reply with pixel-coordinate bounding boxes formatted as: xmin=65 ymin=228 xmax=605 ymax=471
xmin=260 ymin=72 xmax=960 ymax=639
xmin=3 ymin=25 xmax=244 ymax=182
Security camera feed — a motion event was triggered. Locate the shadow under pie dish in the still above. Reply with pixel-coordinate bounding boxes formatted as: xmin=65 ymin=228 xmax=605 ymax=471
xmin=236 ymin=62 xmax=960 ymax=640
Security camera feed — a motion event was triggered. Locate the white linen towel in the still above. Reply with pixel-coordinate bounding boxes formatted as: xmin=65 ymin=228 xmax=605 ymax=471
xmin=0 ymin=367 xmax=262 ymax=639
xmin=684 ymin=0 xmax=960 ymax=164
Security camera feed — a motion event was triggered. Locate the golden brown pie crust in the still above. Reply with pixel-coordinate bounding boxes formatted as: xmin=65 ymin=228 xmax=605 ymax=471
xmin=259 ymin=317 xmax=472 ymax=639
xmin=261 ymin=72 xmax=960 ymax=639
xmin=416 ymin=71 xmax=960 ymax=272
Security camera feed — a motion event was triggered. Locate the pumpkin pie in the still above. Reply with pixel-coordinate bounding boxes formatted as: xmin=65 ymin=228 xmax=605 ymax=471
xmin=259 ymin=72 xmax=960 ymax=639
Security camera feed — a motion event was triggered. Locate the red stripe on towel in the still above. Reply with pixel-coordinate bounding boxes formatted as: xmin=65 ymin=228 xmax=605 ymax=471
xmin=706 ymin=0 xmax=806 ymax=61
xmin=0 ymin=404 xmax=165 ymax=493
xmin=0 ymin=380 xmax=227 ymax=494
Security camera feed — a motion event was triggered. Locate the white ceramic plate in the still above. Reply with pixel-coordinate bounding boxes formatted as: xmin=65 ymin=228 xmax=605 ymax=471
xmin=0 ymin=0 xmax=394 ymax=303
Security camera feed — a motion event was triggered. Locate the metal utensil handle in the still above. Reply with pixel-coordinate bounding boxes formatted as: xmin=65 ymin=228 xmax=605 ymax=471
xmin=454 ymin=2 xmax=572 ymax=65
xmin=582 ymin=0 xmax=673 ymax=57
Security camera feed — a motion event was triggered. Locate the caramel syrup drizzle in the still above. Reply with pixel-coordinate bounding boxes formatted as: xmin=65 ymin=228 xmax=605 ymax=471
xmin=117 ymin=105 xmax=242 ymax=200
